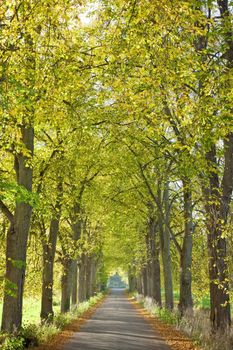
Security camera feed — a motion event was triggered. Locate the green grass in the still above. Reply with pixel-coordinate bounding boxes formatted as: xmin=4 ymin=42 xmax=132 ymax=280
xmin=160 ymin=289 xmax=210 ymax=309
xmin=0 ymin=296 xmax=61 ymax=325
xmin=195 ymin=295 xmax=210 ymax=309
xmin=155 ymin=307 xmax=178 ymax=325
xmin=161 ymin=289 xmax=179 ymax=301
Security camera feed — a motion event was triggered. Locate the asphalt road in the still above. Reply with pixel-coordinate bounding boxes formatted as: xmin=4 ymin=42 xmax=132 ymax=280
xmin=63 ymin=289 xmax=171 ymax=350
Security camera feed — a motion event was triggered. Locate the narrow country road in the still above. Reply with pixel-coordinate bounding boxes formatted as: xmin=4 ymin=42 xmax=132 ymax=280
xmin=63 ymin=289 xmax=171 ymax=350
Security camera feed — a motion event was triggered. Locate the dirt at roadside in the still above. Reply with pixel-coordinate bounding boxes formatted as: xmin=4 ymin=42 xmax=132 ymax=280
xmin=129 ymin=297 xmax=201 ymax=350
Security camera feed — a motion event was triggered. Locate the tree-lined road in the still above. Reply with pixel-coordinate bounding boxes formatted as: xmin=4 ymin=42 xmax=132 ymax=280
xmin=63 ymin=289 xmax=170 ymax=350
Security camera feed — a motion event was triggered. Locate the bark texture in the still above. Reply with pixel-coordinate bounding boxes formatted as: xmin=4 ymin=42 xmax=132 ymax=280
xmin=204 ymin=138 xmax=233 ymax=330
xmin=41 ymin=182 xmax=62 ymax=321
xmin=90 ymin=257 xmax=97 ymax=297
xmin=159 ymin=183 xmax=174 ymax=310
xmin=1 ymin=125 xmax=34 ymax=332
xmin=70 ymin=203 xmax=82 ymax=305
xmin=71 ymin=261 xmax=78 ymax=305
xmin=128 ymin=266 xmax=137 ymax=293
xmin=141 ymin=267 xmax=148 ymax=297
xmin=178 ymin=181 xmax=193 ymax=315
xmin=149 ymin=216 xmax=162 ymax=306
xmin=205 ymin=0 xmax=233 ymax=331
xmin=78 ymin=254 xmax=87 ymax=302
xmin=85 ymin=256 xmax=92 ymax=300
xmin=61 ymin=257 xmax=72 ymax=313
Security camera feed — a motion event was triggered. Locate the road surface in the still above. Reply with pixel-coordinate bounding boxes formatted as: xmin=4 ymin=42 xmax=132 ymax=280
xmin=63 ymin=289 xmax=171 ymax=350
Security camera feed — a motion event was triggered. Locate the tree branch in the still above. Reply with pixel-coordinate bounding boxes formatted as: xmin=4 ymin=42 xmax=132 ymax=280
xmin=170 ymin=227 xmax=182 ymax=255
xmin=0 ymin=200 xmax=14 ymax=224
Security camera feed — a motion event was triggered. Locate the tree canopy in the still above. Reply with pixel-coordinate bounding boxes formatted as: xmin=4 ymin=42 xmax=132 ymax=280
xmin=0 ymin=0 xmax=232 ymax=340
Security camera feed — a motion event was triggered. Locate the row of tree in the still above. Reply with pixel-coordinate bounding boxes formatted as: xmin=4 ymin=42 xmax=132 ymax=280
xmin=94 ymin=0 xmax=233 ymax=332
xmin=0 ymin=0 xmax=232 ymax=337
xmin=0 ymin=0 xmax=109 ymax=332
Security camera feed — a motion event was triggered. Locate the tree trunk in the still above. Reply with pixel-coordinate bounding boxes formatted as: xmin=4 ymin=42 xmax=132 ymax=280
xmin=204 ymin=140 xmax=233 ymax=330
xmin=41 ymin=182 xmax=62 ymax=322
xmin=70 ymin=203 xmax=82 ymax=305
xmin=41 ymin=219 xmax=59 ymax=321
xmin=137 ymin=274 xmax=143 ymax=294
xmin=141 ymin=267 xmax=148 ymax=297
xmin=128 ymin=265 xmax=137 ymax=292
xmin=1 ymin=125 xmax=34 ymax=332
xmin=85 ymin=256 xmax=92 ymax=300
xmin=71 ymin=261 xmax=78 ymax=305
xmin=178 ymin=180 xmax=193 ymax=315
xmin=159 ymin=182 xmax=174 ymax=310
xmin=90 ymin=258 xmax=97 ymax=296
xmin=146 ymin=263 xmax=152 ymax=297
xmin=202 ymin=0 xmax=233 ymax=331
xmin=78 ymin=254 xmax=86 ymax=302
xmin=149 ymin=217 xmax=162 ymax=306
xmin=145 ymin=230 xmax=152 ymax=297
xmin=61 ymin=258 xmax=72 ymax=313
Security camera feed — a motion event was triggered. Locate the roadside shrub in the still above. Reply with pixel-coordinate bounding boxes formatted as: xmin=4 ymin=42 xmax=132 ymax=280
xmin=52 ymin=300 xmax=60 ymax=306
xmin=137 ymin=294 xmax=179 ymax=326
xmin=19 ymin=324 xmax=38 ymax=348
xmin=0 ymin=334 xmax=7 ymax=347
xmin=156 ymin=307 xmax=178 ymax=326
xmin=53 ymin=312 xmax=74 ymax=329
xmin=1 ymin=337 xmax=24 ymax=350
xmin=36 ymin=323 xmax=60 ymax=344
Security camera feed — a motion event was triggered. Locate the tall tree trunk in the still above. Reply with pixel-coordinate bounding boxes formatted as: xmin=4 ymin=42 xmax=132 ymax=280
xmin=158 ymin=182 xmax=173 ymax=310
xmin=178 ymin=180 xmax=193 ymax=315
xmin=41 ymin=182 xmax=62 ymax=322
xmin=141 ymin=267 xmax=148 ymax=297
xmin=197 ymin=0 xmax=233 ymax=331
xmin=70 ymin=203 xmax=82 ymax=305
xmin=71 ymin=261 xmax=78 ymax=305
xmin=78 ymin=254 xmax=86 ymax=302
xmin=128 ymin=265 xmax=137 ymax=292
xmin=146 ymin=263 xmax=152 ymax=297
xmin=145 ymin=230 xmax=152 ymax=297
xmin=41 ymin=219 xmax=59 ymax=321
xmin=149 ymin=216 xmax=162 ymax=306
xmin=90 ymin=257 xmax=97 ymax=296
xmin=85 ymin=255 xmax=92 ymax=300
xmin=204 ymin=139 xmax=233 ymax=330
xmin=61 ymin=258 xmax=72 ymax=313
xmin=1 ymin=125 xmax=34 ymax=332
xmin=137 ymin=274 xmax=143 ymax=294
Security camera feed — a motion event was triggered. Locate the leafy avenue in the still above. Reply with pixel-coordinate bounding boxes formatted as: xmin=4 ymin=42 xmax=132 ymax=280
xmin=0 ymin=1 xmax=232 ymax=349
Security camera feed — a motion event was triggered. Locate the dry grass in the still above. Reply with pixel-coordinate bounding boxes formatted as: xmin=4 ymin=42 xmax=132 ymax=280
xmin=179 ymin=311 xmax=233 ymax=350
